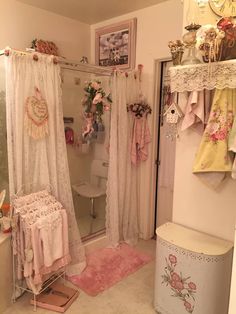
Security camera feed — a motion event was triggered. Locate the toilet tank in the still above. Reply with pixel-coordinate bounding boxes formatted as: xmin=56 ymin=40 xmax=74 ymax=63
xmin=154 ymin=222 xmax=233 ymax=314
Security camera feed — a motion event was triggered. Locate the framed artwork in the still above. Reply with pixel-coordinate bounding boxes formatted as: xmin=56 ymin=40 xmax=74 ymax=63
xmin=95 ymin=18 xmax=137 ymax=70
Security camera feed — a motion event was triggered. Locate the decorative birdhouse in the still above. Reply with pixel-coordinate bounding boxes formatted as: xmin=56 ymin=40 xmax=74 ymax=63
xmin=164 ymin=102 xmax=183 ymax=124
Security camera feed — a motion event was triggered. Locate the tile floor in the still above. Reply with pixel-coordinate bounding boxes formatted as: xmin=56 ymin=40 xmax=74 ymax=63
xmin=3 ymin=240 xmax=157 ymax=314
xmin=73 ymin=193 xmax=106 ymax=239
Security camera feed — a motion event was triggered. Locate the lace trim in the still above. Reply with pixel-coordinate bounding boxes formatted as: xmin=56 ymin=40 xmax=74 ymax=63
xmin=33 ymin=254 xmax=71 ymax=284
xmin=157 ymin=237 xmax=232 ymax=263
xmin=169 ymin=59 xmax=236 ymax=93
xmin=13 ymin=190 xmax=51 ymax=207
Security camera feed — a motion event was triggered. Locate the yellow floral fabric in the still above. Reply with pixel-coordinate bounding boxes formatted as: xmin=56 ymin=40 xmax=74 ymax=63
xmin=193 ymin=88 xmax=236 ymax=173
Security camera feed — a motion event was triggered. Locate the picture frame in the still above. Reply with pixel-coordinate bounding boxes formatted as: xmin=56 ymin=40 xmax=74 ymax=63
xmin=95 ymin=18 xmax=137 ymax=70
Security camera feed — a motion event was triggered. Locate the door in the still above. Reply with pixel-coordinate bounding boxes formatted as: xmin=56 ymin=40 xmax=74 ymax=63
xmin=155 ymin=60 xmax=177 ymax=227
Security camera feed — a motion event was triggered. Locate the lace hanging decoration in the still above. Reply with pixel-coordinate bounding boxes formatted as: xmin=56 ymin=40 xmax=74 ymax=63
xmin=169 ymin=59 xmax=236 ymax=93
xmin=24 ymin=87 xmax=49 ymax=140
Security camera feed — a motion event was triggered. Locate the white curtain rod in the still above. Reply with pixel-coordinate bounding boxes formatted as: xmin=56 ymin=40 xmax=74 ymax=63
xmin=0 ymin=48 xmax=112 ymax=77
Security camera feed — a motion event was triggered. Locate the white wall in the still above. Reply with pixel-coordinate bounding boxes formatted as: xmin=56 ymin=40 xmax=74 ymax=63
xmin=0 ymin=0 xmax=91 ymax=60
xmin=172 ymin=1 xmax=236 ymax=242
xmin=91 ymin=0 xmax=183 ymax=239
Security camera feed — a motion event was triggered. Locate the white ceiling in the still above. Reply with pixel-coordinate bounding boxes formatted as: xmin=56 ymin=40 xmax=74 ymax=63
xmin=17 ymin=0 xmax=167 ymax=25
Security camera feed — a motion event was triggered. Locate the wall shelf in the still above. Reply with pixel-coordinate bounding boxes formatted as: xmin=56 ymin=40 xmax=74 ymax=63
xmin=169 ymin=59 xmax=236 ymax=93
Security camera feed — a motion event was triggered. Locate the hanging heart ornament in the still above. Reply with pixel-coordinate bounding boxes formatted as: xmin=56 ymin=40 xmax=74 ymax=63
xmin=26 ymin=96 xmax=48 ymax=126
xmin=25 ymin=88 xmax=49 ymax=139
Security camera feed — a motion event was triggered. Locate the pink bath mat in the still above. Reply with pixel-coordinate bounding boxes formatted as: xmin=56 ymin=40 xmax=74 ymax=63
xmin=67 ymin=243 xmax=152 ymax=296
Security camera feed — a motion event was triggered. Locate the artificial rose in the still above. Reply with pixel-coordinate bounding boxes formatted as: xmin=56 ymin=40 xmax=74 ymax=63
xmin=169 ymin=254 xmax=177 ymax=265
xmin=91 ymin=81 xmax=100 ymax=90
xmin=188 ymin=282 xmax=197 ymax=290
xmin=184 ymin=301 xmax=192 ymax=311
xmin=93 ymin=93 xmax=103 ymax=105
xmin=103 ymin=104 xmax=110 ymax=111
xmin=171 ymin=272 xmax=181 ymax=282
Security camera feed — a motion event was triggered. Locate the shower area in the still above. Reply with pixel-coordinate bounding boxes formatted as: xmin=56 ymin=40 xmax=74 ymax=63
xmin=0 ymin=52 xmax=111 ymax=241
xmin=61 ymin=63 xmax=111 ymax=240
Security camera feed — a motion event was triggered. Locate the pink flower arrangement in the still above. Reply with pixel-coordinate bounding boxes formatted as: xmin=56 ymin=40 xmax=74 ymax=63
xmin=81 ymin=80 xmax=112 ymax=140
xmin=32 ymin=39 xmax=59 ymax=56
xmin=205 ymin=105 xmax=233 ymax=144
xmin=162 ymin=254 xmax=196 ymax=313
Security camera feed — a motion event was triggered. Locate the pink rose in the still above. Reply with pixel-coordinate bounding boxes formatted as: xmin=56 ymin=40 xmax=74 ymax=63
xmin=171 ymin=272 xmax=181 ymax=282
xmin=104 ymin=104 xmax=110 ymax=111
xmin=210 ymin=133 xmax=218 ymax=142
xmin=175 ymin=281 xmax=184 ymax=291
xmin=188 ymin=282 xmax=196 ymax=290
xmin=169 ymin=254 xmax=177 ymax=265
xmin=215 ymin=129 xmax=227 ymax=140
xmin=91 ymin=81 xmax=100 ymax=90
xmin=171 ymin=280 xmax=177 ymax=289
xmin=170 ymin=280 xmax=184 ymax=291
xmin=184 ymin=301 xmax=192 ymax=310
xmin=93 ymin=93 xmax=102 ymax=105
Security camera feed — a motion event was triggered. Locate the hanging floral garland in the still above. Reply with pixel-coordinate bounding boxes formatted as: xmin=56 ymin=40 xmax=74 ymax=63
xmin=81 ymin=80 xmax=112 ymax=140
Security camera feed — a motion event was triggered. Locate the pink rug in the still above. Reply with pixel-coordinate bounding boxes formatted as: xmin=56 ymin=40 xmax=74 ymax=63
xmin=67 ymin=243 xmax=152 ymax=296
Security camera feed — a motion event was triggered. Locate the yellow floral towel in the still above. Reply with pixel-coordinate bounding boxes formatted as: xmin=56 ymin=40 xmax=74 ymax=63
xmin=193 ymin=88 xmax=236 ymax=178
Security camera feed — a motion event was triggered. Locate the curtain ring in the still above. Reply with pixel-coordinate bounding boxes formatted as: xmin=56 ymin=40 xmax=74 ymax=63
xmin=33 ymin=54 xmax=38 ymax=61
xmin=138 ymin=64 xmax=143 ymax=82
xmin=53 ymin=57 xmax=58 ymax=65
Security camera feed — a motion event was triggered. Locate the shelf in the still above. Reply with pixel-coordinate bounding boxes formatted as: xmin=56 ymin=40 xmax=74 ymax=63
xmin=169 ymin=59 xmax=236 ymax=93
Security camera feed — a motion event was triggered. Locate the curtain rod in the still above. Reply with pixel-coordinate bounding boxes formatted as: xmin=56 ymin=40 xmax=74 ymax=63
xmin=0 ymin=48 xmax=112 ymax=76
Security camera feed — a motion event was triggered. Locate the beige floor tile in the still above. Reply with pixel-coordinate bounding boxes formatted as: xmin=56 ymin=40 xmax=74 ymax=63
xmin=3 ymin=240 xmax=156 ymax=314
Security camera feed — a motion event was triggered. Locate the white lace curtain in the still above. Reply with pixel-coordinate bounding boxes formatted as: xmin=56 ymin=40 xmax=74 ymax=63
xmin=106 ymin=71 xmax=140 ymax=246
xmin=5 ymin=50 xmax=85 ymax=275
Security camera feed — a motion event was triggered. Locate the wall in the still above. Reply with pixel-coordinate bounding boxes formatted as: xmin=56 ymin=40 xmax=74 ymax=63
xmin=0 ymin=0 xmax=90 ymax=60
xmin=91 ymin=0 xmax=183 ymax=239
xmin=172 ymin=0 xmax=236 ymax=242
xmin=0 ymin=236 xmax=12 ymax=314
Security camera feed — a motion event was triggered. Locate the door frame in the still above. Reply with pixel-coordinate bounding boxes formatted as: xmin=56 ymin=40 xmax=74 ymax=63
xmin=149 ymin=57 xmax=172 ymax=236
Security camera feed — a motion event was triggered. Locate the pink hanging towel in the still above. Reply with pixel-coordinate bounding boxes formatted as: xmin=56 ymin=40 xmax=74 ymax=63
xmin=181 ymin=90 xmax=205 ymax=133
xmin=131 ymin=116 xmax=151 ymax=165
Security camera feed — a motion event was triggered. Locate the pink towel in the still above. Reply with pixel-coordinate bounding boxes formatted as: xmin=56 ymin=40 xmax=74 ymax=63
xmin=131 ymin=116 xmax=151 ymax=165
xmin=181 ymin=90 xmax=205 ymax=133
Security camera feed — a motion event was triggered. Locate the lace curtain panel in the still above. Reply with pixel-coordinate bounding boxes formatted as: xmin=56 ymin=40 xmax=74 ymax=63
xmin=169 ymin=59 xmax=236 ymax=93
xmin=5 ymin=50 xmax=85 ymax=276
xmin=106 ymin=71 xmax=140 ymax=246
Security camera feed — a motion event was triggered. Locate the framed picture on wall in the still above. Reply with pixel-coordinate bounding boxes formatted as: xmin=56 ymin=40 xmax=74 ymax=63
xmin=95 ymin=18 xmax=137 ymax=70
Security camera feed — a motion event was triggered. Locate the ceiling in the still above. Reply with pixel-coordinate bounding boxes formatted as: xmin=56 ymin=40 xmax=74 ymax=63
xmin=17 ymin=0 xmax=167 ymax=25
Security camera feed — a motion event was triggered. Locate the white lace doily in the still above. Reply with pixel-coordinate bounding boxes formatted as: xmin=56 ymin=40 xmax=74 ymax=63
xmin=169 ymin=59 xmax=236 ymax=93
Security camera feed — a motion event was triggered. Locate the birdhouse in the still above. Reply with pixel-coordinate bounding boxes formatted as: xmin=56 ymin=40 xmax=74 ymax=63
xmin=164 ymin=102 xmax=183 ymax=124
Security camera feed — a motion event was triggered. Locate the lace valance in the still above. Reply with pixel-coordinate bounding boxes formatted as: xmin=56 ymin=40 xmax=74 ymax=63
xmin=169 ymin=59 xmax=236 ymax=93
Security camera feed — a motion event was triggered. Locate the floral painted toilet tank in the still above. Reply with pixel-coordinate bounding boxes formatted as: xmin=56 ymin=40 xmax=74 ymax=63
xmin=154 ymin=223 xmax=233 ymax=314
